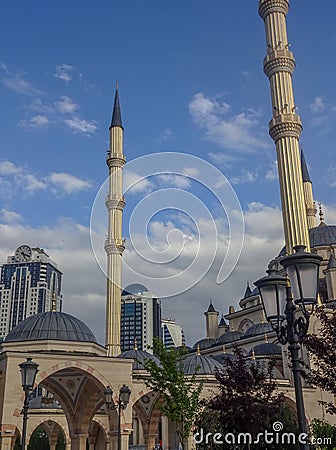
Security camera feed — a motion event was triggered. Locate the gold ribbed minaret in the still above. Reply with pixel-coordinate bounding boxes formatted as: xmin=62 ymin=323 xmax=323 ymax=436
xmin=105 ymin=84 xmax=126 ymax=356
xmin=259 ymin=0 xmax=310 ymax=254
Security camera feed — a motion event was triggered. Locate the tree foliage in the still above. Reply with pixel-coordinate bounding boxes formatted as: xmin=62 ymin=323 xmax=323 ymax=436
xmin=303 ymin=306 xmax=336 ymax=415
xmin=136 ymin=338 xmax=203 ymax=448
xmin=310 ymin=418 xmax=336 ymax=450
xmin=195 ymin=348 xmax=298 ymax=449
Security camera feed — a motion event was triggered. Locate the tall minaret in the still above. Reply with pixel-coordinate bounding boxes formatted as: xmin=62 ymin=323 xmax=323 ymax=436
xmin=301 ymin=149 xmax=317 ymax=229
xmin=258 ymin=0 xmax=310 ymax=254
xmin=105 ymin=84 xmax=126 ymax=356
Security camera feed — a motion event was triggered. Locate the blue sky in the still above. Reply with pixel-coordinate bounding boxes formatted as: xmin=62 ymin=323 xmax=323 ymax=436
xmin=1 ymin=1 xmax=336 ymax=345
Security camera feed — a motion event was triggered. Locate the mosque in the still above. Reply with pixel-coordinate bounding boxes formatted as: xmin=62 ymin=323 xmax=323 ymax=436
xmin=1 ymin=1 xmax=336 ymax=449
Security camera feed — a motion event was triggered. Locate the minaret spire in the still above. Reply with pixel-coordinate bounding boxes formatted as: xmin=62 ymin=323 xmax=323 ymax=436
xmin=301 ymin=148 xmax=317 ymax=229
xmin=105 ymin=84 xmax=126 ymax=356
xmin=110 ymin=81 xmax=123 ymax=129
xmin=259 ymin=0 xmax=310 ymax=254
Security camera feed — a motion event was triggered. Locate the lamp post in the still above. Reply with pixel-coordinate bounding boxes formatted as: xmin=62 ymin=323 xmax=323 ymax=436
xmin=255 ymin=245 xmax=322 ymax=450
xmin=18 ymin=357 xmax=39 ymax=450
xmin=104 ymin=384 xmax=131 ymax=450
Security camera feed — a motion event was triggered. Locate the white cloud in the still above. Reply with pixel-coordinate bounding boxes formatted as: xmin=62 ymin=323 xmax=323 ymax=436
xmin=208 ymin=152 xmax=239 ymax=169
xmin=19 ymin=115 xmax=49 ymax=129
xmin=14 ymin=173 xmax=47 ymax=193
xmin=2 ymin=73 xmax=40 ymax=95
xmin=189 ymin=93 xmax=268 ymax=152
xmin=0 ymin=161 xmax=23 ymax=175
xmin=159 ymin=128 xmax=173 ymax=142
xmin=64 ymin=117 xmax=98 ymax=135
xmin=230 ymin=170 xmax=258 ymax=185
xmin=54 ymin=64 xmax=74 ymax=83
xmin=123 ymin=170 xmax=154 ymax=194
xmin=54 ymin=96 xmax=78 ymax=114
xmin=265 ymin=160 xmax=278 ymax=181
xmin=0 ymin=209 xmax=23 ymax=224
xmin=48 ymin=172 xmax=92 ymax=193
xmin=157 ymin=174 xmax=191 ymax=188
xmin=310 ymin=96 xmax=325 ymax=113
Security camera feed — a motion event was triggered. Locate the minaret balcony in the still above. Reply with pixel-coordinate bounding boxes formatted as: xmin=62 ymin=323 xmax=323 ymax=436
xmin=106 ymin=152 xmax=126 ymax=168
xmin=269 ymin=113 xmax=303 ymax=141
xmin=105 ymin=195 xmax=126 ymax=210
xmin=263 ymin=49 xmax=295 ymax=77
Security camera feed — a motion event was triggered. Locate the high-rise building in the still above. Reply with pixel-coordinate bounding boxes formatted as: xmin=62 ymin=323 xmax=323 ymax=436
xmin=120 ymin=283 xmax=161 ymax=354
xmin=0 ymin=245 xmax=62 ymax=339
xmin=161 ymin=318 xmax=185 ymax=349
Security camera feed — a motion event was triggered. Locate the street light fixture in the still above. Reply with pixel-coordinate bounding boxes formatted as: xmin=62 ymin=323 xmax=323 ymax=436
xmin=18 ymin=357 xmax=39 ymax=450
xmin=104 ymin=384 xmax=131 ymax=450
xmin=255 ymin=245 xmax=322 ymax=450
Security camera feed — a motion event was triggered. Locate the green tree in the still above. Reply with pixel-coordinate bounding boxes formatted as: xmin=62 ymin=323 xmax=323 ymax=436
xmin=136 ymin=338 xmax=203 ymax=449
xmin=28 ymin=426 xmax=49 ymax=450
xmin=195 ymin=348 xmax=298 ymax=450
xmin=310 ymin=418 xmax=336 ymax=450
xmin=303 ymin=306 xmax=336 ymax=415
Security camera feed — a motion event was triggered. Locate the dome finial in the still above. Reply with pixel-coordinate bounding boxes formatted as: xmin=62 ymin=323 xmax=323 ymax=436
xmin=134 ymin=339 xmax=138 ymax=351
xmin=196 ymin=344 xmax=201 ymax=356
xmin=252 ymin=349 xmax=256 ymax=360
xmin=319 ymin=202 xmax=326 ymax=226
xmin=51 ymin=292 xmax=57 ymax=312
xmin=222 ymin=345 xmax=226 ymax=354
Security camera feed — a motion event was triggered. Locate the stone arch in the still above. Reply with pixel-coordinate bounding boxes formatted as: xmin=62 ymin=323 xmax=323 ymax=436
xmin=26 ymin=419 xmax=69 ymax=447
xmin=132 ymin=391 xmax=163 ymax=449
xmin=35 ymin=364 xmax=112 ymax=436
xmin=88 ymin=419 xmax=109 ymax=450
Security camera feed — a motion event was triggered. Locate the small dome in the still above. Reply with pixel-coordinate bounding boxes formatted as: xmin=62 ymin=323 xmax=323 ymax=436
xmin=211 ymin=353 xmax=236 ymax=365
xmin=4 ymin=311 xmax=97 ymax=343
xmin=119 ymin=348 xmax=159 ymax=370
xmin=247 ymin=359 xmax=284 ymax=379
xmin=217 ymin=330 xmax=243 ymax=344
xmin=192 ymin=338 xmax=216 ymax=351
xmin=122 ymin=283 xmax=149 ymax=296
xmin=248 ymin=343 xmax=282 ymax=357
xmin=244 ymin=322 xmax=272 ymax=338
xmin=183 ymin=353 xmax=222 ymax=375
xmin=309 ymin=225 xmax=336 ymax=248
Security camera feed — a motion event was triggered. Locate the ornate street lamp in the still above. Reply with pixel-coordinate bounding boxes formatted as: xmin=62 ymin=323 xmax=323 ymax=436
xmin=255 ymin=245 xmax=322 ymax=450
xmin=104 ymin=385 xmax=131 ymax=450
xmin=18 ymin=357 xmax=39 ymax=450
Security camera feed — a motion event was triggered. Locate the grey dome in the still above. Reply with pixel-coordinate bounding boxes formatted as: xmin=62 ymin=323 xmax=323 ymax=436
xmin=248 ymin=343 xmax=282 ymax=357
xmin=183 ymin=353 xmax=222 ymax=375
xmin=244 ymin=322 xmax=272 ymax=338
xmin=119 ymin=348 xmax=159 ymax=370
xmin=211 ymin=353 xmax=236 ymax=365
xmin=4 ymin=311 xmax=97 ymax=343
xmin=309 ymin=225 xmax=336 ymax=248
xmin=217 ymin=330 xmax=243 ymax=344
xmin=122 ymin=283 xmax=149 ymax=296
xmin=247 ymin=359 xmax=284 ymax=380
xmin=192 ymin=338 xmax=216 ymax=351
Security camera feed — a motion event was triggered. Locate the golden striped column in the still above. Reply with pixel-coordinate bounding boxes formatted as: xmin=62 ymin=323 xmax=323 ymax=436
xmin=105 ymin=85 xmax=126 ymax=356
xmin=259 ymin=0 xmax=310 ymax=254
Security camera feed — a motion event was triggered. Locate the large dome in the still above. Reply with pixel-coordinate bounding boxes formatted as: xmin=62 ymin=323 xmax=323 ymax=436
xmin=122 ymin=283 xmax=149 ymax=296
xmin=4 ymin=311 xmax=97 ymax=343
xmin=309 ymin=225 xmax=336 ymax=247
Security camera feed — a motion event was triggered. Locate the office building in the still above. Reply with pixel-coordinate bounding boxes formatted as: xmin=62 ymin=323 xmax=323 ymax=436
xmin=120 ymin=283 xmax=161 ymax=353
xmin=0 ymin=245 xmax=62 ymax=339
